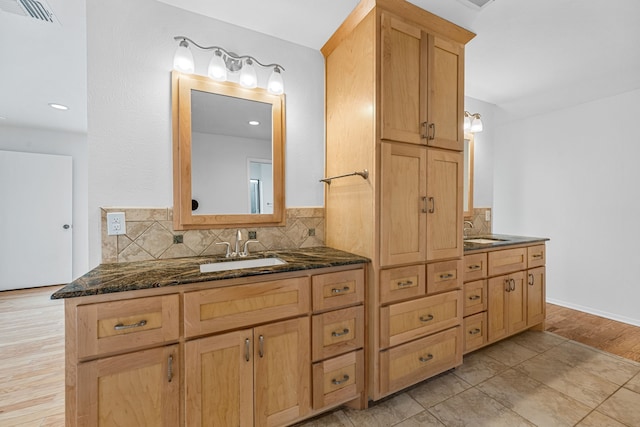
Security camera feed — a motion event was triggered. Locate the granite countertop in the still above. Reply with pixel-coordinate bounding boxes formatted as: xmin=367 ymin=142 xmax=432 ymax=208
xmin=463 ymin=234 xmax=549 ymax=252
xmin=52 ymin=246 xmax=370 ymax=299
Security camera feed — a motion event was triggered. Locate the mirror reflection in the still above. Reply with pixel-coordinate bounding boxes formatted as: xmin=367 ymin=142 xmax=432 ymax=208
xmin=172 ymin=71 xmax=285 ymax=230
xmin=190 ymin=90 xmax=273 ymax=215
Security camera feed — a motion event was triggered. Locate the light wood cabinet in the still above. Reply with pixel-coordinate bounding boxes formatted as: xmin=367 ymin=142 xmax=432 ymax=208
xmin=185 ymin=330 xmax=253 ymax=427
xmin=66 ymin=264 xmax=367 ymax=427
xmin=463 ymin=242 xmax=547 ymax=353
xmin=527 ymin=266 xmax=546 ymax=326
xmin=487 ymin=271 xmax=527 ymax=342
xmin=185 ymin=318 xmax=310 ymax=427
xmin=379 ymin=14 xmax=464 ymax=151
xmin=380 ymin=142 xmax=427 ymax=266
xmin=77 ymin=345 xmax=179 ymax=427
xmin=323 ymin=0 xmax=473 ymax=400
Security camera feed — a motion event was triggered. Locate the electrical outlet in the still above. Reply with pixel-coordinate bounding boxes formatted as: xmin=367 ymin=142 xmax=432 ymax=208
xmin=485 ymin=210 xmax=491 ymax=221
xmin=308 ymin=228 xmax=315 ymax=237
xmin=107 ymin=212 xmax=126 ymax=236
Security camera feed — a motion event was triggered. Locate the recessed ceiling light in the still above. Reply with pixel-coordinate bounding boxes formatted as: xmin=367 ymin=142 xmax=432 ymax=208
xmin=248 ymin=120 xmax=260 ymax=126
xmin=48 ymin=103 xmax=69 ymax=110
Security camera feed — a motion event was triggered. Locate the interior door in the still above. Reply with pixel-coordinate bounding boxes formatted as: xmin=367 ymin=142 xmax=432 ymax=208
xmin=0 ymin=151 xmax=72 ymax=290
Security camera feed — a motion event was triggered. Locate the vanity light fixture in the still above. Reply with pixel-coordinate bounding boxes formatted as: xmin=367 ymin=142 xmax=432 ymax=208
xmin=173 ymin=36 xmax=285 ymax=95
xmin=464 ymin=111 xmax=483 ymax=133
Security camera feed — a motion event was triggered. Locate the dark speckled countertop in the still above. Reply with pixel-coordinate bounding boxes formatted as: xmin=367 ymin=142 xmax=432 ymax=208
xmin=52 ymin=246 xmax=370 ymax=299
xmin=463 ymin=234 xmax=549 ymax=252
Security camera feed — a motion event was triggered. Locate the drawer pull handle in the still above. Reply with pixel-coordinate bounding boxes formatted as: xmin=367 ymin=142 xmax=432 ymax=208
xmin=532 ymin=254 xmax=543 ymax=259
xmin=528 ymin=273 xmax=534 ymax=286
xmin=469 ymin=328 xmax=481 ymax=335
xmin=331 ymin=286 xmax=350 ymax=294
xmin=468 ymin=295 xmax=481 ymax=301
xmin=167 ymin=355 xmax=173 ymax=383
xmin=419 ymin=314 xmax=434 ymax=323
xmin=419 ymin=354 xmax=434 ymax=363
xmin=439 ymin=273 xmax=454 ymax=279
xmin=332 ymin=374 xmax=350 ymax=385
xmin=245 ymin=338 xmax=250 ymax=362
xmin=114 ymin=319 xmax=147 ymax=331
xmin=258 ymin=335 xmax=264 ymax=358
xmin=468 ymin=265 xmax=481 ymax=271
xmin=428 ymin=197 xmax=435 ymax=214
xmin=331 ymin=328 xmax=350 ymax=337
xmin=397 ymin=280 xmax=414 ymax=288
xmin=421 ymin=196 xmax=429 ymax=213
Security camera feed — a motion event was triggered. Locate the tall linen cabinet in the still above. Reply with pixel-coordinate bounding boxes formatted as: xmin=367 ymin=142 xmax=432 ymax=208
xmin=322 ymin=0 xmax=475 ymax=400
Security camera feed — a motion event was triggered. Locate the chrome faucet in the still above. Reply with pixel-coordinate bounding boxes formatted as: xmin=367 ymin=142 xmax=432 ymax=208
xmin=463 ymin=220 xmax=474 ymax=238
xmin=216 ymin=230 xmax=260 ymax=258
xmin=234 ymin=230 xmax=242 ymax=256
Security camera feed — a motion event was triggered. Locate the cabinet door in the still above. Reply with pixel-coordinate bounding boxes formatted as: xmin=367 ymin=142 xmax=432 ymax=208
xmin=380 ymin=142 xmax=427 ymax=266
xmin=426 ymin=35 xmax=464 ymax=151
xmin=507 ymin=271 xmax=527 ymax=334
xmin=185 ymin=330 xmax=254 ymax=427
xmin=527 ymin=267 xmax=546 ymax=326
xmin=426 ymin=148 xmax=463 ymax=261
xmin=254 ymin=317 xmax=310 ymax=427
xmin=77 ymin=345 xmax=179 ymax=427
xmin=380 ymin=14 xmax=426 ymax=145
xmin=487 ymin=276 xmax=508 ymax=343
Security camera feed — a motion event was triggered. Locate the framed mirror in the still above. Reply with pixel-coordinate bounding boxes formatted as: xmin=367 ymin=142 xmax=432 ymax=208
xmin=172 ymin=71 xmax=285 ymax=229
xmin=463 ymin=133 xmax=474 ymax=218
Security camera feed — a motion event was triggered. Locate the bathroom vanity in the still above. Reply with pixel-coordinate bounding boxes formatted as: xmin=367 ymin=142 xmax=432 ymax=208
xmin=53 ymin=247 xmax=369 ymax=427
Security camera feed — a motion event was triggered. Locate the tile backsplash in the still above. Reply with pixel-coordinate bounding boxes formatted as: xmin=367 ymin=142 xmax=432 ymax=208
xmin=465 ymin=207 xmax=492 ymax=236
xmin=101 ymin=207 xmax=324 ymax=264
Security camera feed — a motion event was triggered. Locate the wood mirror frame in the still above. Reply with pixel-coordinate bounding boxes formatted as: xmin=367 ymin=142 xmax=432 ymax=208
xmin=463 ymin=133 xmax=474 ymax=218
xmin=172 ymin=71 xmax=286 ymax=230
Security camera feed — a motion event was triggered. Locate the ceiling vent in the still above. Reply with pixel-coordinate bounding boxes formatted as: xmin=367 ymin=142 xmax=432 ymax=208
xmin=457 ymin=0 xmax=494 ymax=11
xmin=0 ymin=0 xmax=58 ymax=24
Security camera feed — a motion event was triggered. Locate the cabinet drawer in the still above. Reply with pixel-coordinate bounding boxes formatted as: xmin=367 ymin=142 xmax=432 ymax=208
xmin=427 ymin=259 xmax=462 ymax=294
xmin=528 ymin=245 xmax=546 ymax=268
xmin=380 ymin=264 xmax=426 ymax=304
xmin=463 ymin=312 xmax=487 ymax=354
xmin=312 ymin=269 xmax=364 ymax=312
xmin=463 ymin=280 xmax=487 ymax=317
xmin=184 ymin=277 xmax=310 ymax=338
xmin=312 ymin=306 xmax=364 ymax=361
xmin=488 ymin=248 xmax=527 ymax=276
xmin=76 ymin=294 xmax=179 ymax=359
xmin=379 ymin=327 xmax=462 ymax=395
xmin=312 ymin=350 xmax=364 ymax=410
xmin=464 ymin=253 xmax=487 ymax=282
xmin=380 ymin=290 xmax=462 ymax=349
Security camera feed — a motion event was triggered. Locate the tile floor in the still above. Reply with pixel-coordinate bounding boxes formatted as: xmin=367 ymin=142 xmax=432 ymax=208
xmin=297 ymin=331 xmax=640 ymax=427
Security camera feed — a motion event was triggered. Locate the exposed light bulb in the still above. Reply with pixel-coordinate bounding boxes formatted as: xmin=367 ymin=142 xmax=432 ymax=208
xmin=239 ymin=59 xmax=257 ymax=88
xmin=267 ymin=67 xmax=284 ymax=95
xmin=173 ymin=40 xmax=194 ymax=73
xmin=208 ymin=50 xmax=227 ymax=81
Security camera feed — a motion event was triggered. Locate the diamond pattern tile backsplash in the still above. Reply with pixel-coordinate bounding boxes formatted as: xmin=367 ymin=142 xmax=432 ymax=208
xmin=101 ymin=207 xmax=325 ymax=263
xmin=465 ymin=207 xmax=492 ymax=236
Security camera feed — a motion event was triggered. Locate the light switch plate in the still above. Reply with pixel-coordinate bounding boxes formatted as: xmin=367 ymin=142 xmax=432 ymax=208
xmin=107 ymin=212 xmax=126 ymax=235
xmin=485 ymin=210 xmax=491 ymax=221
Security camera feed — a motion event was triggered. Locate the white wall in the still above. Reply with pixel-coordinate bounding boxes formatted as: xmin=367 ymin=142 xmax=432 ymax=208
xmin=86 ymin=0 xmax=326 ymax=268
xmin=191 ymin=132 xmax=271 ymax=214
xmin=493 ymin=88 xmax=640 ymax=326
xmin=0 ymin=124 xmax=89 ymax=279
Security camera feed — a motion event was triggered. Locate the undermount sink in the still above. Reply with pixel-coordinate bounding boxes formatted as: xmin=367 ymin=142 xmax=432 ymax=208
xmin=464 ymin=237 xmax=508 ymax=244
xmin=200 ymin=257 xmax=287 ymax=273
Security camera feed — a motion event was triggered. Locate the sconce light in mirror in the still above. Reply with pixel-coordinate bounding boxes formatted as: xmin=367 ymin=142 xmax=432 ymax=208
xmin=172 ymin=36 xmax=285 ymax=95
xmin=464 ymin=111 xmax=483 ymax=133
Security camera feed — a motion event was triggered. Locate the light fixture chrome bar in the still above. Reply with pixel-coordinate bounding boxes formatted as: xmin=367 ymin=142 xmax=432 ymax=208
xmin=173 ymin=36 xmax=285 ymax=71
